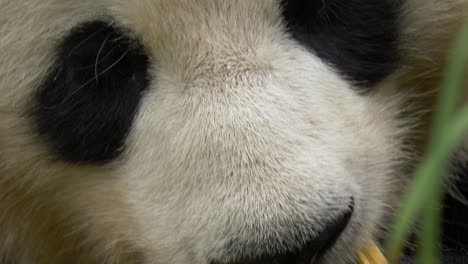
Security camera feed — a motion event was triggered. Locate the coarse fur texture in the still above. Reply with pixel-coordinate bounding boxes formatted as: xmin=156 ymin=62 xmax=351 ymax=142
xmin=0 ymin=1 xmax=467 ymax=264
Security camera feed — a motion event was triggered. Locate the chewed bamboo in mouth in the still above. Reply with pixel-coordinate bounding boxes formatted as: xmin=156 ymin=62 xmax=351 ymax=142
xmin=358 ymin=241 xmax=389 ymax=264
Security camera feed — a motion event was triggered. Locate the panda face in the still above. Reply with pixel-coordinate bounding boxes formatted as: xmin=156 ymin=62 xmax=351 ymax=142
xmin=0 ymin=1 xmax=414 ymax=264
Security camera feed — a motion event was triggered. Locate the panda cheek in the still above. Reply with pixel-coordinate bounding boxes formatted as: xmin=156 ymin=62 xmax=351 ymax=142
xmin=34 ymin=21 xmax=150 ymax=164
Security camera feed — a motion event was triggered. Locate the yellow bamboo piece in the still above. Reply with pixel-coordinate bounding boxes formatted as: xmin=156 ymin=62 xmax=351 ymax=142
xmin=358 ymin=241 xmax=389 ymax=264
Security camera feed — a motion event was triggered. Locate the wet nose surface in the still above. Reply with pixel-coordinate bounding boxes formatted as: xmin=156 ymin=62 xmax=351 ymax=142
xmin=211 ymin=204 xmax=354 ymax=264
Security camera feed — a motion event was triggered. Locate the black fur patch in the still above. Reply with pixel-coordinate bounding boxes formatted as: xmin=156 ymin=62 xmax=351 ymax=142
xmin=281 ymin=0 xmax=400 ymax=87
xmin=35 ymin=21 xmax=149 ymax=163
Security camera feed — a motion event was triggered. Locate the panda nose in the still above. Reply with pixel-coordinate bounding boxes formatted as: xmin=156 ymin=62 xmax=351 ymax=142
xmin=211 ymin=204 xmax=354 ymax=264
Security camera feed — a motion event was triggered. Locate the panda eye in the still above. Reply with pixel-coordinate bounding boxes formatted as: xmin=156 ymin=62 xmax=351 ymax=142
xmin=35 ymin=21 xmax=150 ymax=163
xmin=281 ymin=0 xmax=327 ymax=24
xmin=281 ymin=0 xmax=400 ymax=88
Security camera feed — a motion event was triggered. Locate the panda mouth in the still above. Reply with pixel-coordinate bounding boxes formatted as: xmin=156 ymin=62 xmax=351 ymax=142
xmin=210 ymin=208 xmax=353 ymax=264
xmin=307 ymin=209 xmax=354 ymax=264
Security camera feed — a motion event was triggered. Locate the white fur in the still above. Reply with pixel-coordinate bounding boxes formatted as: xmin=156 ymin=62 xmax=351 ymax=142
xmin=0 ymin=1 xmax=467 ymax=263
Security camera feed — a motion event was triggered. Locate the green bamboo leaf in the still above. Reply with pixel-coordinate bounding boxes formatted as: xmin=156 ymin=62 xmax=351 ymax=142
xmin=386 ymin=20 xmax=468 ymax=264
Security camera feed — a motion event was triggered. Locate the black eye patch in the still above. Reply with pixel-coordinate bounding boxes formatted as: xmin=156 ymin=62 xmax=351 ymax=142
xmin=34 ymin=21 xmax=149 ymax=163
xmin=281 ymin=0 xmax=400 ymax=88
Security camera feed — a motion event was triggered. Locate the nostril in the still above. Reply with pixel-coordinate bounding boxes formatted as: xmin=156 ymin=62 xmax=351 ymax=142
xmin=211 ymin=202 xmax=354 ymax=264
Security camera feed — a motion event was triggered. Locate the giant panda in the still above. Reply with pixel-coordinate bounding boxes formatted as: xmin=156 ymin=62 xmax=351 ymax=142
xmin=0 ymin=1 xmax=467 ymax=264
